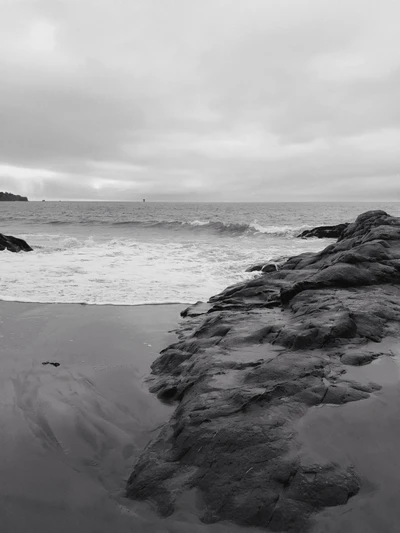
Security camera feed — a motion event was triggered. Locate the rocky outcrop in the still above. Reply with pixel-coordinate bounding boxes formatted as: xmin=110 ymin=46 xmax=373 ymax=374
xmin=127 ymin=210 xmax=400 ymax=531
xmin=0 ymin=233 xmax=32 ymax=252
xmin=0 ymin=191 xmax=28 ymax=201
xmin=297 ymin=223 xmax=349 ymax=239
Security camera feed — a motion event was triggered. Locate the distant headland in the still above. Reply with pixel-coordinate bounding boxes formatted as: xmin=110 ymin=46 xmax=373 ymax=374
xmin=0 ymin=192 xmax=28 ymax=201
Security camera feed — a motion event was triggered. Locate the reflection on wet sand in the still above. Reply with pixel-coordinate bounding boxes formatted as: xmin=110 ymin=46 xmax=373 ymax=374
xmin=0 ymin=302 xmax=264 ymax=533
xmin=298 ymin=345 xmax=400 ymax=533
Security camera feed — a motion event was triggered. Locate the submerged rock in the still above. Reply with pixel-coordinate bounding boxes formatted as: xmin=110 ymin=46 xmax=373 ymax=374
xmin=297 ymin=223 xmax=349 ymax=239
xmin=245 ymin=261 xmax=280 ymax=273
xmin=127 ymin=210 xmax=400 ymax=531
xmin=0 ymin=233 xmax=32 ymax=252
xmin=245 ymin=262 xmax=266 ymax=272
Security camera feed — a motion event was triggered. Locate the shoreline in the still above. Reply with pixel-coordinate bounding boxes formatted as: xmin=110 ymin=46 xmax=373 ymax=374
xmin=0 ymin=300 xmax=266 ymax=533
xmin=4 ymin=209 xmax=400 ymax=531
xmin=0 ymin=298 xmax=194 ymax=308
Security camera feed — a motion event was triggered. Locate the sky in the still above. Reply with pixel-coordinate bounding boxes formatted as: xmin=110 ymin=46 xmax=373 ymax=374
xmin=0 ymin=0 xmax=400 ymax=202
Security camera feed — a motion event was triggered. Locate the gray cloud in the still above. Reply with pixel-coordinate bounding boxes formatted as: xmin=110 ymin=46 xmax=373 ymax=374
xmin=0 ymin=0 xmax=399 ymax=200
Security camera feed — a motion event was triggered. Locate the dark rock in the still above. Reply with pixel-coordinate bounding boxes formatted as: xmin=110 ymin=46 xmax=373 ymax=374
xmin=321 ymin=384 xmax=370 ymax=404
xmin=262 ymin=262 xmax=279 ymax=273
xmin=245 ymin=262 xmax=266 ymax=272
xmin=0 ymin=191 xmax=28 ymax=201
xmin=340 ymin=351 xmax=381 ymax=366
xmin=245 ymin=261 xmax=284 ymax=273
xmin=180 ymin=301 xmax=213 ymax=317
xmin=297 ymin=223 xmax=349 ymax=239
xmin=0 ymin=233 xmax=33 ymax=252
xmin=127 ymin=210 xmax=400 ymax=531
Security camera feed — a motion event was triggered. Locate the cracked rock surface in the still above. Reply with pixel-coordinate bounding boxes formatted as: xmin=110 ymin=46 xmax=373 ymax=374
xmin=126 ymin=210 xmax=400 ymax=531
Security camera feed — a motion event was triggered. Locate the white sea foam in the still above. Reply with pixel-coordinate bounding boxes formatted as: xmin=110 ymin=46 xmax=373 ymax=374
xmin=0 ymin=231 xmax=328 ymax=306
xmin=248 ymin=221 xmax=308 ymax=236
xmin=188 ymin=219 xmax=210 ymax=226
xmin=0 ymin=236 xmax=251 ymax=305
xmin=2 ymin=200 xmax=397 ymax=306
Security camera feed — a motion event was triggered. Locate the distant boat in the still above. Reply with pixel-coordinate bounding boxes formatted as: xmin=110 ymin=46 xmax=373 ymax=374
xmin=143 ymin=199 xmax=146 ymax=202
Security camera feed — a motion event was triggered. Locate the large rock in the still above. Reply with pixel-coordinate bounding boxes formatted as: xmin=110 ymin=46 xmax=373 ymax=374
xmin=127 ymin=210 xmax=400 ymax=531
xmin=297 ymin=223 xmax=349 ymax=239
xmin=0 ymin=233 xmax=32 ymax=252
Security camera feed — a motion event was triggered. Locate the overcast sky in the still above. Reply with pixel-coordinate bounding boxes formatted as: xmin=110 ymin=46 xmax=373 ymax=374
xmin=0 ymin=0 xmax=399 ymax=201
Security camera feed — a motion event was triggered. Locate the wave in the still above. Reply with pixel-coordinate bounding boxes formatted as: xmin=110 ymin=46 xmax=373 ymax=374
xmin=3 ymin=215 xmax=310 ymax=237
xmin=1 ymin=224 xmax=327 ymax=306
xmin=111 ymin=219 xmax=308 ymax=237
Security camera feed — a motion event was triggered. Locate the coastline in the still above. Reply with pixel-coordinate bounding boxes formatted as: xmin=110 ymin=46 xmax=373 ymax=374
xmin=4 ymin=209 xmax=400 ymax=532
xmin=126 ymin=210 xmax=400 ymax=532
xmin=0 ymin=297 xmax=193 ymax=307
xmin=4 ymin=201 xmax=386 ymax=308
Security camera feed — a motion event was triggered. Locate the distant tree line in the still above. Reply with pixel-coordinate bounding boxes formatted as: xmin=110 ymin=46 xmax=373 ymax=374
xmin=0 ymin=191 xmax=28 ymax=201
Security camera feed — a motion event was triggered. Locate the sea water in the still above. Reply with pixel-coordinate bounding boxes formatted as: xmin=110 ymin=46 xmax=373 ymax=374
xmin=1 ymin=201 xmax=399 ymax=305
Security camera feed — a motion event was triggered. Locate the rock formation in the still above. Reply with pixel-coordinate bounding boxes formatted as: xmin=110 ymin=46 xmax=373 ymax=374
xmin=0 ymin=191 xmax=28 ymax=201
xmin=245 ymin=261 xmax=280 ymax=273
xmin=0 ymin=233 xmax=32 ymax=252
xmin=246 ymin=256 xmax=288 ymax=273
xmin=297 ymin=222 xmax=349 ymax=239
xmin=127 ymin=210 xmax=400 ymax=531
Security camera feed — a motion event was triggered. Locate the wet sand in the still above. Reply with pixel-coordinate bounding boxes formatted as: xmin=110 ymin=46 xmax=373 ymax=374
xmin=2 ymin=308 xmax=399 ymax=531
xmin=0 ymin=301 xmax=182 ymax=532
xmin=0 ymin=302 xmax=264 ymax=533
xmin=9 ymin=298 xmax=399 ymax=533
xmin=298 ymin=341 xmax=400 ymax=533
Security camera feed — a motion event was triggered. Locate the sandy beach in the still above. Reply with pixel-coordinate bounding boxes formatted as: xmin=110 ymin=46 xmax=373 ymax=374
xmin=0 ymin=301 xmax=181 ymax=533
xmin=1 ymin=0 xmax=398 ymax=526
xmin=3 ymin=211 xmax=400 ymax=533
xmin=0 ymin=301 xmax=267 ymax=533
xmin=3 ymin=304 xmax=400 ymax=533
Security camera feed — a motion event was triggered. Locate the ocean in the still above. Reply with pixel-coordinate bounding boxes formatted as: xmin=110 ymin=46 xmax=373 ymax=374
xmin=1 ymin=201 xmax=399 ymax=306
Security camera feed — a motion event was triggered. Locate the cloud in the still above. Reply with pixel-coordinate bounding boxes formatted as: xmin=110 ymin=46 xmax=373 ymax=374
xmin=0 ymin=0 xmax=399 ymax=200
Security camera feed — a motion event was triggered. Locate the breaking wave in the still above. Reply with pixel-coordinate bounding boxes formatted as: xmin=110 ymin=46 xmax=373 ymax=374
xmin=113 ymin=219 xmax=309 ymax=237
xmin=30 ymin=219 xmax=308 ymax=237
